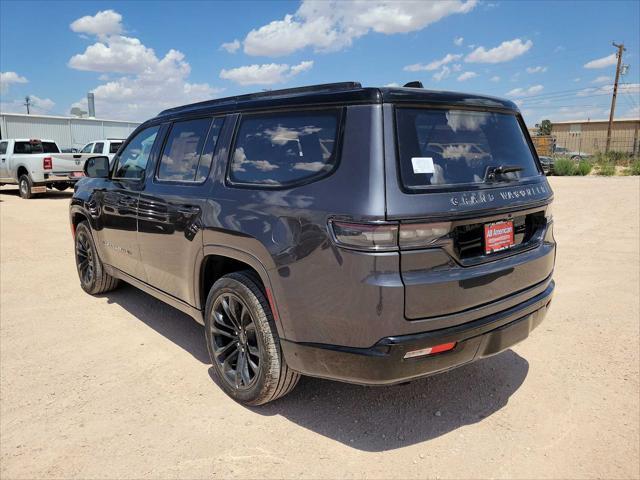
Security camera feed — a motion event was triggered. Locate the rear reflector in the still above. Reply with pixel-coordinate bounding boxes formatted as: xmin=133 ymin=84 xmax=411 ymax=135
xmin=43 ymin=157 xmax=53 ymax=170
xmin=404 ymin=342 xmax=456 ymax=359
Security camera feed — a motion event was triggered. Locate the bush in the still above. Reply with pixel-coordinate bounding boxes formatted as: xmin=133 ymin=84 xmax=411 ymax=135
xmin=597 ymin=162 xmax=615 ymax=176
xmin=575 ymin=160 xmax=592 ymax=176
xmin=553 ymin=157 xmax=575 ymax=176
xmin=629 ymin=160 xmax=640 ymax=176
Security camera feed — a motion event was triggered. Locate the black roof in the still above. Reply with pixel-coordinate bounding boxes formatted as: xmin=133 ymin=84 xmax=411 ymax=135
xmin=155 ymin=82 xmax=518 ymax=120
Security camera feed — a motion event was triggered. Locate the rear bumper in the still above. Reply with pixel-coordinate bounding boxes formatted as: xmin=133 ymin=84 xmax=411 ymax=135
xmin=42 ymin=172 xmax=82 ymax=183
xmin=281 ymin=280 xmax=554 ymax=385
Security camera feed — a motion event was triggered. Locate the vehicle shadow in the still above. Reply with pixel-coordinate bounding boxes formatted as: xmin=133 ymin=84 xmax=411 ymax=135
xmin=246 ymin=351 xmax=529 ymax=451
xmin=0 ymin=187 xmax=73 ymax=200
xmin=98 ymin=283 xmax=528 ymax=451
xmin=100 ymin=283 xmax=210 ymax=364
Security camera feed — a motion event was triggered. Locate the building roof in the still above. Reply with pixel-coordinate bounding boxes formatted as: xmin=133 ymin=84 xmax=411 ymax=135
xmin=0 ymin=112 xmax=139 ymax=124
xmin=552 ymin=118 xmax=639 ymax=125
xmin=155 ymin=82 xmax=519 ymax=120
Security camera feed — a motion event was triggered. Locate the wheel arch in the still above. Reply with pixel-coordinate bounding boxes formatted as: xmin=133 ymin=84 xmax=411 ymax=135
xmin=197 ymin=246 xmax=285 ymax=338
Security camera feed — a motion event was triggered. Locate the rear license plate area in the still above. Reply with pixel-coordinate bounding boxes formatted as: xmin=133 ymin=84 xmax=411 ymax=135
xmin=484 ymin=220 xmax=514 ymax=254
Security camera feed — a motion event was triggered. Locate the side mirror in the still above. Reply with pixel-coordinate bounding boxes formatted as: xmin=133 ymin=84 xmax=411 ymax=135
xmin=84 ymin=156 xmax=110 ymax=178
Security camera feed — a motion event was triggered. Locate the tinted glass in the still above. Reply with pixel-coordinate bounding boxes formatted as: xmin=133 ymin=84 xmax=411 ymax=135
xmin=81 ymin=143 xmax=93 ymax=153
xmin=109 ymin=142 xmax=122 ymax=154
xmin=396 ymin=109 xmax=539 ymax=189
xmin=93 ymin=142 xmax=104 ymax=154
xmin=114 ymin=126 xmax=160 ymax=179
xmin=158 ymin=118 xmax=210 ymax=182
xmin=196 ymin=118 xmax=223 ymax=182
xmin=230 ymin=111 xmax=339 ymax=186
xmin=0 ymin=142 xmax=7 ymax=155
xmin=13 ymin=141 xmax=59 ymax=154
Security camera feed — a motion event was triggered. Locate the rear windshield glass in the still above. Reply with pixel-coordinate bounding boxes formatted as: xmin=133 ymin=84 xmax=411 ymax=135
xmin=396 ymin=109 xmax=539 ymax=189
xmin=14 ymin=141 xmax=60 ymax=154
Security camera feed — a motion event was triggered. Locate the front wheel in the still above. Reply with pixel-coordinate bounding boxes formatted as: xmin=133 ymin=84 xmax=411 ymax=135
xmin=204 ymin=271 xmax=300 ymax=405
xmin=74 ymin=222 xmax=119 ymax=294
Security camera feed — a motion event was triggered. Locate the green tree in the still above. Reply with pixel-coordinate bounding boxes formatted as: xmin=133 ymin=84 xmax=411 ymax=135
xmin=537 ymin=119 xmax=552 ymax=136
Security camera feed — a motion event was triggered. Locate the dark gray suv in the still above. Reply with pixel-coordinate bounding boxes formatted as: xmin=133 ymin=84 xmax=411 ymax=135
xmin=70 ymin=82 xmax=555 ymax=405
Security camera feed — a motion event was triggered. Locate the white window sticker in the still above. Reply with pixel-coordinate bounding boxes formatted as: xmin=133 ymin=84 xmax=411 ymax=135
xmin=411 ymin=157 xmax=434 ymax=174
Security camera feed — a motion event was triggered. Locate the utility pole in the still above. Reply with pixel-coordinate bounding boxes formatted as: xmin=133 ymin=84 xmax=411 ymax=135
xmin=24 ymin=95 xmax=31 ymax=115
xmin=605 ymin=42 xmax=626 ymax=152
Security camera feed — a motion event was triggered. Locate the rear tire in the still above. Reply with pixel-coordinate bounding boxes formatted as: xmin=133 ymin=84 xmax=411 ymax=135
xmin=205 ymin=271 xmax=300 ymax=405
xmin=74 ymin=221 xmax=119 ymax=294
xmin=18 ymin=174 xmax=33 ymax=199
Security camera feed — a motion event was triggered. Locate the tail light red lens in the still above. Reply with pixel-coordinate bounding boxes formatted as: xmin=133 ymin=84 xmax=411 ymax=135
xmin=43 ymin=157 xmax=53 ymax=170
xmin=329 ymin=221 xmax=398 ymax=251
xmin=399 ymin=222 xmax=451 ymax=249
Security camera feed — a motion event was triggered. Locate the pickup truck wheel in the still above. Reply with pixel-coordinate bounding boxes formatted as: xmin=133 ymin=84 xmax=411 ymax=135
xmin=205 ymin=271 xmax=300 ymax=405
xmin=74 ymin=222 xmax=119 ymax=294
xmin=18 ymin=174 xmax=33 ymax=199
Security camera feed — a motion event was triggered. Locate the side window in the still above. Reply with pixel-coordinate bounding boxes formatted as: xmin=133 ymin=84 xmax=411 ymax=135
xmin=93 ymin=142 xmax=104 ymax=154
xmin=81 ymin=143 xmax=93 ymax=153
xmin=109 ymin=142 xmax=122 ymax=154
xmin=229 ymin=110 xmax=340 ymax=187
xmin=157 ymin=117 xmax=223 ymax=182
xmin=113 ymin=126 xmax=160 ymax=180
xmin=0 ymin=142 xmax=7 ymax=155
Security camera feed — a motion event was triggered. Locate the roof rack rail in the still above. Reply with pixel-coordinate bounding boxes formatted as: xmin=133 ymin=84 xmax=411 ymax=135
xmin=158 ymin=82 xmax=363 ymax=116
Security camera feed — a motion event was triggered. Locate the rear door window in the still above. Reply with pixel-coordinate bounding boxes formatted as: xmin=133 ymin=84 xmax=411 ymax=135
xmin=0 ymin=142 xmax=7 ymax=155
xmin=93 ymin=142 xmax=104 ymax=154
xmin=396 ymin=108 xmax=539 ymax=189
xmin=109 ymin=142 xmax=122 ymax=154
xmin=229 ymin=110 xmax=340 ymax=187
xmin=157 ymin=117 xmax=223 ymax=182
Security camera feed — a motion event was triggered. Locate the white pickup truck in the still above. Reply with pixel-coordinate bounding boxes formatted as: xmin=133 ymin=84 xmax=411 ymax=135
xmin=78 ymin=138 xmax=124 ymax=165
xmin=0 ymin=138 xmax=92 ymax=199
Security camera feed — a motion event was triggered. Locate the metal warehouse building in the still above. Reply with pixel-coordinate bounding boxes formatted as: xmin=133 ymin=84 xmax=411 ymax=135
xmin=552 ymin=118 xmax=640 ymax=156
xmin=0 ymin=113 xmax=140 ymax=150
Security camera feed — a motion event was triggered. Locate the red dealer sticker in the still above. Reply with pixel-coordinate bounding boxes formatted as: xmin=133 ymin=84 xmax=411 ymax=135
xmin=484 ymin=220 xmax=514 ymax=255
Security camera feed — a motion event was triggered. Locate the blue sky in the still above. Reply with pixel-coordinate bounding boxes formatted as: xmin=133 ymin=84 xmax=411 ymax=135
xmin=1 ymin=0 xmax=638 ymax=125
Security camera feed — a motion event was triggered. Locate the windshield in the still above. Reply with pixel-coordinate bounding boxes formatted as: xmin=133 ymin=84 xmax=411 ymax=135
xmin=14 ymin=141 xmax=60 ymax=154
xmin=396 ymin=108 xmax=539 ymax=189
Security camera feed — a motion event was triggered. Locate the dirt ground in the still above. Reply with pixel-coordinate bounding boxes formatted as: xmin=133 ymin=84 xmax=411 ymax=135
xmin=1 ymin=177 xmax=639 ymax=479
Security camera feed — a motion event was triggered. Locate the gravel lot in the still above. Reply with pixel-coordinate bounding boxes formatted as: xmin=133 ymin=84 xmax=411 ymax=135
xmin=1 ymin=177 xmax=639 ymax=479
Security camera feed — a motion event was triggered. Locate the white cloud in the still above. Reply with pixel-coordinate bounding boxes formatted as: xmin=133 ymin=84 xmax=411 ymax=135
xmin=68 ymin=10 xmax=222 ymax=120
xmin=404 ymin=53 xmax=462 ymax=72
xmin=454 ymin=36 xmax=464 ymax=46
xmin=219 ymin=60 xmax=314 ymax=86
xmin=526 ymin=65 xmax=547 ymax=74
xmin=433 ymin=66 xmax=451 ymax=82
xmin=584 ymin=53 xmax=617 ymax=69
xmin=506 ymin=84 xmax=544 ymax=97
xmin=70 ymin=10 xmax=123 ymax=37
xmin=591 ymin=75 xmax=612 ymax=84
xmin=220 ymin=39 xmax=241 ymax=54
xmin=457 ymin=71 xmax=478 ymax=81
xmin=384 ymin=82 xmax=400 ymax=87
xmin=573 ymin=77 xmax=581 ymax=82
xmin=465 ymin=38 xmax=532 ymax=64
xmin=0 ymin=71 xmax=28 ymax=94
xmin=490 ymin=75 xmax=501 ymax=82
xmin=1 ymin=95 xmax=55 ymax=115
xmin=243 ymin=0 xmax=477 ymax=56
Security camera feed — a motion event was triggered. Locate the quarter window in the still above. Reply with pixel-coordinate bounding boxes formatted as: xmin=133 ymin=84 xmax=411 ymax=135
xmin=157 ymin=117 xmax=223 ymax=182
xmin=229 ymin=110 xmax=340 ymax=187
xmin=113 ymin=126 xmax=160 ymax=180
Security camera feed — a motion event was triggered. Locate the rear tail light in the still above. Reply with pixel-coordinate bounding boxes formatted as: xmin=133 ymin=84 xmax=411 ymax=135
xmin=329 ymin=221 xmax=398 ymax=251
xmin=404 ymin=342 xmax=457 ymax=359
xmin=545 ymin=202 xmax=553 ymax=222
xmin=399 ymin=222 xmax=451 ymax=249
xmin=43 ymin=157 xmax=53 ymax=170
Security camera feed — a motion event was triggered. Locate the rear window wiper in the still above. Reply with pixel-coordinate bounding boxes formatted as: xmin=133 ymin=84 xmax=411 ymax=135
xmin=485 ymin=164 xmax=524 ymax=182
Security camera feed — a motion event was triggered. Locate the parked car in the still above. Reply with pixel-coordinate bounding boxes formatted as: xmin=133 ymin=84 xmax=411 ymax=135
xmin=70 ymin=82 xmax=555 ymax=405
xmin=539 ymin=155 xmax=554 ymax=175
xmin=0 ymin=138 xmax=87 ymax=198
xmin=78 ymin=139 xmax=124 ymax=166
xmin=553 ymin=146 xmax=590 ymax=161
